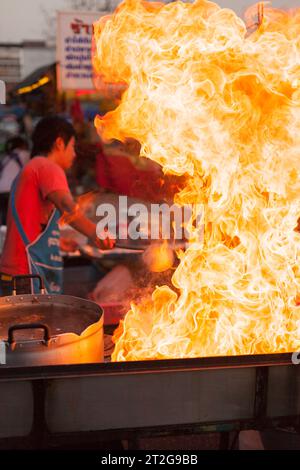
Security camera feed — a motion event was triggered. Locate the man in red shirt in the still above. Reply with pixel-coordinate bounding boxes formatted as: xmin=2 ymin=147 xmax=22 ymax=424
xmin=0 ymin=116 xmax=114 ymax=295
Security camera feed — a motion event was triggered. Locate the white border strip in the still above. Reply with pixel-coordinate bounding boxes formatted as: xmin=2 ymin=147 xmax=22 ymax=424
xmin=0 ymin=80 xmax=5 ymax=104
xmin=0 ymin=341 xmax=6 ymax=365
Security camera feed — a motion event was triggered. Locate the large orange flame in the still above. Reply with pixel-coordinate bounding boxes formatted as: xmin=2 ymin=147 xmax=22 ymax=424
xmin=93 ymin=0 xmax=300 ymax=360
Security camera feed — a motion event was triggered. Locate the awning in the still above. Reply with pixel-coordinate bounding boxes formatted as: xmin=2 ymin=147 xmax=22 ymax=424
xmin=12 ymin=62 xmax=56 ymax=95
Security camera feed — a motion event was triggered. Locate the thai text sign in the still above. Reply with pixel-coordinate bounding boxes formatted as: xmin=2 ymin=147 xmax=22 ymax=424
xmin=56 ymin=11 xmax=104 ymax=90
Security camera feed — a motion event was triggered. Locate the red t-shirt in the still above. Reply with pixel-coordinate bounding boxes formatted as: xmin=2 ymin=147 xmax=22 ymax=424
xmin=0 ymin=157 xmax=70 ymax=275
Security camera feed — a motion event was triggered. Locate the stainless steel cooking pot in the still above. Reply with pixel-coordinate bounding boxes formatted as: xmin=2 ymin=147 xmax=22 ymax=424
xmin=0 ymin=275 xmax=104 ymax=367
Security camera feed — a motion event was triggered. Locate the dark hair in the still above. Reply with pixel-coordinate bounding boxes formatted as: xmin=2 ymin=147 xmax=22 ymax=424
xmin=5 ymin=136 xmax=29 ymax=154
xmin=31 ymin=116 xmax=76 ymax=157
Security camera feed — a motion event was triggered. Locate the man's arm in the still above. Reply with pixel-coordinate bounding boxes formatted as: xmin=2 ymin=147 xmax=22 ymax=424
xmin=47 ymin=190 xmax=114 ymax=249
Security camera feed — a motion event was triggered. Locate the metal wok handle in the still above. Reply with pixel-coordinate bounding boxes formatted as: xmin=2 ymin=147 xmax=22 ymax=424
xmin=7 ymin=323 xmax=51 ymax=346
xmin=12 ymin=274 xmax=45 ymax=295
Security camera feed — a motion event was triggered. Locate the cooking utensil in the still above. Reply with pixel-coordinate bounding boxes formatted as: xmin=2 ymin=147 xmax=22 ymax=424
xmin=0 ymin=274 xmax=104 ymax=367
xmin=79 ymin=242 xmax=145 ymax=260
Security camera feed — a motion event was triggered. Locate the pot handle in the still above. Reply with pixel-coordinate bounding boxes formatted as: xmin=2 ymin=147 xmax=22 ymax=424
xmin=12 ymin=274 xmax=45 ymax=295
xmin=8 ymin=323 xmax=51 ymax=346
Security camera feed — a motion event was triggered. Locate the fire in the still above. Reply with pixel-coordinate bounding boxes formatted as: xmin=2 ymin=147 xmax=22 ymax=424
xmin=143 ymin=240 xmax=175 ymax=273
xmin=93 ymin=0 xmax=300 ymax=360
xmin=59 ymin=191 xmax=97 ymax=227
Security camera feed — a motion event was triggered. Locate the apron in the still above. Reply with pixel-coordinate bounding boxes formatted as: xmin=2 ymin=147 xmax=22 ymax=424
xmin=10 ymin=178 xmax=63 ymax=295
